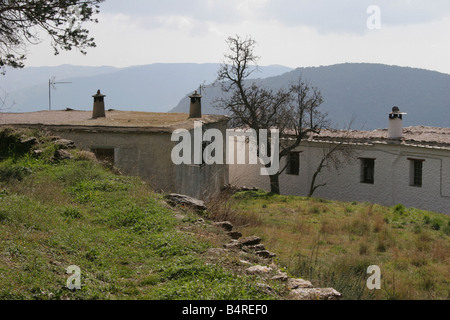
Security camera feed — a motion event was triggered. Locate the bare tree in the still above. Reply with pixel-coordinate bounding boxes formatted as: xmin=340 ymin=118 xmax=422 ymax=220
xmin=215 ymin=35 xmax=330 ymax=194
xmin=307 ymin=132 xmax=357 ymax=197
xmin=0 ymin=0 xmax=103 ymax=72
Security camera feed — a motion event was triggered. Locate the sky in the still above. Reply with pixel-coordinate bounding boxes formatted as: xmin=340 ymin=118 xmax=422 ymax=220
xmin=24 ymin=0 xmax=450 ymax=74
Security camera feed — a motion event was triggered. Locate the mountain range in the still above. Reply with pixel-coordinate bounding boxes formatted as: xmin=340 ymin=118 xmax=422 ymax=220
xmin=170 ymin=63 xmax=450 ymax=130
xmin=1 ymin=62 xmax=449 ymax=130
xmin=0 ymin=63 xmax=292 ymax=113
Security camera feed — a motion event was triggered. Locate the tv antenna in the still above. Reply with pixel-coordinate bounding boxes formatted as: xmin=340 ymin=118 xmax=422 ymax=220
xmin=48 ymin=77 xmax=72 ymax=111
xmin=198 ymin=82 xmax=207 ymax=95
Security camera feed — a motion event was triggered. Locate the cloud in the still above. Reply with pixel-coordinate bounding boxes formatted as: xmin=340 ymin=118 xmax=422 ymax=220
xmin=260 ymin=0 xmax=450 ymax=34
xmin=100 ymin=0 xmax=450 ymax=34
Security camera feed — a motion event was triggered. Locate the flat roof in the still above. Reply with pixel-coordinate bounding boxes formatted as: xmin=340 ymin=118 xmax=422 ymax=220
xmin=309 ymin=126 xmax=450 ymax=150
xmin=0 ymin=110 xmax=228 ymax=133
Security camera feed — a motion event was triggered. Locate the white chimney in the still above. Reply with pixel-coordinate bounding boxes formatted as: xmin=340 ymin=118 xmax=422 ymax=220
xmin=388 ymin=106 xmax=407 ymax=139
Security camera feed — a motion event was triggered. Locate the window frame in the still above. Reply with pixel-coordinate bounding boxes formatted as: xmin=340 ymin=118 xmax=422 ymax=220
xmin=408 ymin=158 xmax=425 ymax=188
xmin=286 ymin=151 xmax=300 ymax=176
xmin=360 ymin=158 xmax=375 ymax=184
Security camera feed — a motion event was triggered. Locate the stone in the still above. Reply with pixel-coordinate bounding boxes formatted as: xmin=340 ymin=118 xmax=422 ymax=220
xmin=214 ymin=221 xmax=234 ymax=232
xmin=54 ymin=149 xmax=73 ymax=160
xmin=195 ymin=218 xmax=205 ymax=224
xmin=272 ymin=271 xmax=289 ymax=282
xmin=246 ymin=265 xmax=273 ymax=275
xmin=287 ymin=278 xmax=314 ymax=290
xmin=21 ymin=137 xmax=38 ymax=146
xmin=239 ymin=236 xmax=262 ymax=247
xmin=227 ymin=231 xmax=242 ymax=240
xmin=255 ymin=250 xmax=276 ymax=259
xmin=256 ymin=283 xmax=274 ymax=294
xmin=164 ymin=194 xmax=207 ymax=212
xmin=246 ymin=244 xmax=266 ymax=251
xmin=289 ymin=288 xmax=343 ymax=300
xmin=54 ymin=139 xmax=76 ymax=149
xmin=224 ymin=240 xmax=242 ymax=250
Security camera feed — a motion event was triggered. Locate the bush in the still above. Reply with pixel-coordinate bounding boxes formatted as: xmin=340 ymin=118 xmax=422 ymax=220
xmin=393 ymin=204 xmax=406 ymax=215
xmin=430 ymin=218 xmax=443 ymax=231
xmin=0 ymin=160 xmax=33 ymax=182
xmin=0 ymin=128 xmax=33 ymax=158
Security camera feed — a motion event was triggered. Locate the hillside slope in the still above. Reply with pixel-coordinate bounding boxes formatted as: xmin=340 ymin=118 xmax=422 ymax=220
xmin=0 ymin=127 xmax=339 ymax=302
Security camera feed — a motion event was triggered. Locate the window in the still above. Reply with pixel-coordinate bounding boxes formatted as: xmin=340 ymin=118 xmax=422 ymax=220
xmin=409 ymin=158 xmax=424 ymax=187
xmin=286 ymin=152 xmax=300 ymax=175
xmin=92 ymin=148 xmax=115 ymax=164
xmin=360 ymin=158 xmax=375 ymax=184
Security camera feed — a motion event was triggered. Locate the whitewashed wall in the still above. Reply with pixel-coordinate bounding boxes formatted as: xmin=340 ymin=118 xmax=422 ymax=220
xmin=229 ymin=140 xmax=450 ymax=214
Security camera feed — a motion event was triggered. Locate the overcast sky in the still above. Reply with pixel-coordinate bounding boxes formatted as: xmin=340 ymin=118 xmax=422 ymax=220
xmin=25 ymin=0 xmax=450 ymax=74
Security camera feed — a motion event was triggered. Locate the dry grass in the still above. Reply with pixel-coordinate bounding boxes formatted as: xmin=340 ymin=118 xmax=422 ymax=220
xmin=218 ymin=190 xmax=450 ymax=300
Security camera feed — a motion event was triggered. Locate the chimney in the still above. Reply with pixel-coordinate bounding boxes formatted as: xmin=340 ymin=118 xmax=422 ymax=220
xmin=388 ymin=106 xmax=407 ymax=139
xmin=92 ymin=89 xmax=106 ymax=119
xmin=189 ymin=91 xmax=202 ymax=119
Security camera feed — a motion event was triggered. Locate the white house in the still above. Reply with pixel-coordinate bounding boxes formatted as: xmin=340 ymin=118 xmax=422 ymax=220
xmin=229 ymin=107 xmax=450 ymax=214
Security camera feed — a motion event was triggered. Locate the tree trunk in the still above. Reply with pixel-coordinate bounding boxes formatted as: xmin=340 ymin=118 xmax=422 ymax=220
xmin=269 ymin=174 xmax=280 ymax=194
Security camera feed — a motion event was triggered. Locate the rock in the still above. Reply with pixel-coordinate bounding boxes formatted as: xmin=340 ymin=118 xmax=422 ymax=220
xmin=246 ymin=244 xmax=266 ymax=251
xmin=246 ymin=265 xmax=273 ymax=275
xmin=256 ymin=283 xmax=274 ymax=294
xmin=272 ymin=271 xmax=289 ymax=282
xmin=224 ymin=240 xmax=242 ymax=250
xmin=227 ymin=231 xmax=242 ymax=240
xmin=289 ymin=288 xmax=343 ymax=300
xmin=195 ymin=218 xmax=205 ymax=225
xmin=239 ymin=236 xmax=262 ymax=247
xmin=287 ymin=278 xmax=314 ymax=290
xmin=54 ymin=139 xmax=76 ymax=149
xmin=164 ymin=194 xmax=207 ymax=212
xmin=214 ymin=221 xmax=234 ymax=232
xmin=54 ymin=149 xmax=73 ymax=160
xmin=21 ymin=137 xmax=38 ymax=146
xmin=255 ymin=250 xmax=276 ymax=259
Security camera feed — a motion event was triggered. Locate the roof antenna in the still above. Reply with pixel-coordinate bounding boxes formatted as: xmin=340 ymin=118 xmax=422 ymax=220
xmin=199 ymin=81 xmax=207 ymax=95
xmin=48 ymin=77 xmax=72 ymax=111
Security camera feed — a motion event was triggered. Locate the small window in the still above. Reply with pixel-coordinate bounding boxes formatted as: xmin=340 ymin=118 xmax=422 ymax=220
xmin=360 ymin=158 xmax=375 ymax=184
xmin=92 ymin=148 xmax=115 ymax=164
xmin=409 ymin=158 xmax=424 ymax=187
xmin=286 ymin=152 xmax=300 ymax=175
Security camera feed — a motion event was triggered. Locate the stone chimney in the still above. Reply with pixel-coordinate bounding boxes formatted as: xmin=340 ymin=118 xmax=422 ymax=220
xmin=189 ymin=91 xmax=202 ymax=119
xmin=388 ymin=106 xmax=407 ymax=139
xmin=92 ymin=89 xmax=106 ymax=119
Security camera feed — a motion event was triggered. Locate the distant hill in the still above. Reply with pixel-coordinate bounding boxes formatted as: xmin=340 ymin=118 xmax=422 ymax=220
xmin=170 ymin=63 xmax=450 ymax=130
xmin=0 ymin=63 xmax=293 ymax=113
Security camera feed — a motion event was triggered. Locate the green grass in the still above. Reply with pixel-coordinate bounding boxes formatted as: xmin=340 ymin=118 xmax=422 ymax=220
xmin=0 ymin=128 xmax=279 ymax=300
xmin=222 ymin=190 xmax=450 ymax=300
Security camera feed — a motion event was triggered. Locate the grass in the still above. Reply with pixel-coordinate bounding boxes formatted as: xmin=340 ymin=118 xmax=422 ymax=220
xmin=0 ymin=128 xmax=281 ymax=300
xmin=2 ymin=127 xmax=448 ymax=301
xmin=217 ymin=190 xmax=450 ymax=300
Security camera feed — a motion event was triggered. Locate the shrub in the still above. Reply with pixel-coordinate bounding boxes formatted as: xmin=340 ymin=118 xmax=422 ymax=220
xmin=0 ymin=160 xmax=32 ymax=182
xmin=393 ymin=204 xmax=406 ymax=215
xmin=430 ymin=218 xmax=443 ymax=231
